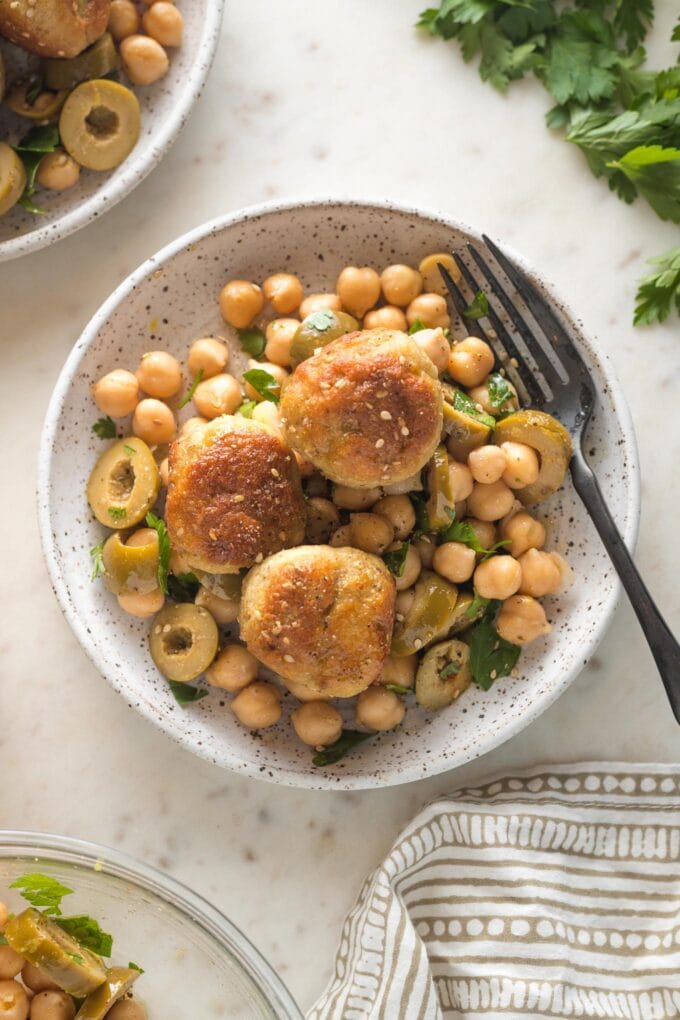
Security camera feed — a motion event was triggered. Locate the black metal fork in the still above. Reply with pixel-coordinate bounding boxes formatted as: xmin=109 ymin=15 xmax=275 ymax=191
xmin=439 ymin=238 xmax=680 ymax=723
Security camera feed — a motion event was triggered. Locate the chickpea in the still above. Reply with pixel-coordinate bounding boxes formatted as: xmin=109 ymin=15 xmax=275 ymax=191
xmin=469 ymin=379 xmax=517 ymax=417
xmin=473 ymin=555 xmax=522 ymax=600
xmin=117 ymin=588 xmax=164 ymax=617
xmin=92 ymin=369 xmax=139 ymax=418
xmin=37 ymin=150 xmax=80 ymax=191
xmin=501 ymin=441 xmax=540 ymax=489
xmin=517 ymin=548 xmax=561 ymax=597
xmin=466 ymin=480 xmax=515 ymax=522
xmin=433 ymin=541 xmax=476 ymax=584
xmin=328 ymin=524 xmax=353 ymax=548
xmin=195 ymin=585 xmax=240 ymax=625
xmin=262 ymin=273 xmax=304 ymax=314
xmin=405 ymin=293 xmax=450 ymax=330
xmin=219 ymin=280 xmax=264 ymax=329
xmin=187 ymin=337 xmax=229 ymax=379
xmin=448 ymin=460 xmax=474 ymax=503
xmin=284 ymin=677 xmax=332 ymax=702
xmin=305 ymin=497 xmax=340 ymax=544
xmin=332 ymin=484 xmax=381 ymax=511
xmin=419 ymin=253 xmax=460 ymax=296
xmin=0 ymin=981 xmax=28 ymax=1020
xmin=336 ymin=266 xmax=381 ymax=318
xmin=142 ymin=2 xmax=183 ymax=46
xmin=159 ymin=456 xmax=169 ymax=487
xmin=132 ymin=398 xmax=176 ymax=445
xmin=349 ymin=513 xmax=394 ymax=555
xmin=379 ymin=653 xmax=417 ymax=689
xmin=21 ymin=965 xmax=59 ymax=994
xmin=298 ymin=293 xmax=341 ymax=318
xmin=463 ymin=517 xmax=497 ymax=551
xmin=108 ymin=0 xmax=140 ymax=40
xmin=30 ymin=991 xmax=76 ymax=1020
xmin=292 ymin=701 xmax=343 ymax=747
xmin=136 ymin=350 xmax=182 ymax=399
xmin=390 ymin=543 xmax=421 ymax=591
xmin=394 ymin=587 xmax=415 ymax=620
xmin=264 ymin=318 xmax=298 ymax=367
xmin=0 ymin=902 xmax=6 ymax=930
xmin=105 ymin=1001 xmax=147 ymax=1020
xmin=206 ymin=643 xmax=258 ymax=692
xmin=549 ymin=551 xmax=574 ymax=592
xmin=126 ymin=527 xmax=158 ymax=550
xmin=500 ymin=510 xmax=545 ymax=558
xmin=0 ymin=948 xmax=23 ymax=980
xmin=244 ymin=361 xmax=287 ymax=403
xmin=363 ymin=306 xmax=407 ymax=331
xmin=356 ymin=687 xmax=405 ymax=731
xmin=120 ymin=35 xmax=169 ymax=85
xmin=412 ymin=326 xmax=450 ymax=372
xmin=180 ymin=416 xmax=208 ymax=440
xmin=468 ymin=445 xmax=506 ymax=484
xmin=414 ymin=535 xmax=434 ymax=568
xmin=448 ymin=337 xmax=495 ymax=388
xmin=251 ymin=400 xmax=282 ymax=435
xmin=231 ymin=681 xmax=282 ymax=729
xmin=193 ymin=373 xmax=242 ymax=418
xmin=496 ymin=594 xmax=551 ymax=645
xmin=294 ymin=451 xmax=315 ymax=477
xmin=380 ymin=264 xmax=423 ymax=307
xmin=373 ymin=494 xmax=415 ymax=540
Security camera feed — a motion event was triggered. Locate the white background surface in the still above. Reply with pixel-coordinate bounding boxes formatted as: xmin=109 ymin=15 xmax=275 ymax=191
xmin=1 ymin=2 xmax=679 ymax=1012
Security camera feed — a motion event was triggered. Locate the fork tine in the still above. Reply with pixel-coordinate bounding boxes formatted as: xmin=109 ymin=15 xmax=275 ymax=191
xmin=436 ymin=262 xmax=489 ymax=343
xmin=467 ymin=242 xmax=566 ymax=391
xmin=481 ymin=234 xmax=589 ymax=376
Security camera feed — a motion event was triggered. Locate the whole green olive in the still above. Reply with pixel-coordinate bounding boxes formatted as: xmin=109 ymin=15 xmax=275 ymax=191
xmin=289 ymin=309 xmax=358 ymax=368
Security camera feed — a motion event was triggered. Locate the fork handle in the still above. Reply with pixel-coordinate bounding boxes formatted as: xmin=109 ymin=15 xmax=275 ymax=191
xmin=570 ymin=450 xmax=680 ymax=723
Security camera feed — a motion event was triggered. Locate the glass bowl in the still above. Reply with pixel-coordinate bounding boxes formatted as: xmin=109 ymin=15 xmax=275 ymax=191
xmin=0 ymin=832 xmax=302 ymax=1020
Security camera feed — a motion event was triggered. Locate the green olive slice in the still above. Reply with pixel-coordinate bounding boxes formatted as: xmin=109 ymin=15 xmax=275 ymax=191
xmin=59 ymin=79 xmax=140 ymax=171
xmin=44 ymin=33 xmax=117 ymax=91
xmin=446 ymin=591 xmax=486 ymax=634
xmin=415 ymin=639 xmax=472 ymax=710
xmin=289 ymin=310 xmax=358 ymax=368
xmin=74 ymin=967 xmax=139 ymax=1020
xmin=87 ymin=438 xmax=160 ymax=528
xmin=192 ymin=569 xmax=243 ymax=601
xmin=426 ymin=445 xmax=453 ymax=531
xmin=0 ymin=143 xmax=27 ymax=217
xmin=391 ymin=570 xmax=458 ymax=657
xmin=4 ymin=909 xmax=107 ymax=997
xmin=442 ymin=386 xmax=492 ymax=461
xmin=102 ymin=532 xmax=159 ymax=596
xmin=5 ymin=83 xmax=68 ymax=121
xmin=494 ymin=409 xmax=572 ymax=504
xmin=150 ymin=603 xmax=219 ymax=682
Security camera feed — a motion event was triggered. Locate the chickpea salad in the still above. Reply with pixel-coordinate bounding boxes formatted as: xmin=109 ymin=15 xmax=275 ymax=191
xmin=0 ymin=874 xmax=146 ymax=1019
xmin=84 ymin=253 xmax=574 ymax=767
xmin=0 ymin=1 xmax=183 ymax=218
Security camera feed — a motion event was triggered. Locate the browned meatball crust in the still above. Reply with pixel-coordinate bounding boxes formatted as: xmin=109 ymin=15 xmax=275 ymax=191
xmin=240 ymin=546 xmax=396 ymax=697
xmin=166 ymin=416 xmax=306 ymax=574
xmin=0 ymin=0 xmax=110 ymax=58
xmin=280 ymin=328 xmax=443 ymax=488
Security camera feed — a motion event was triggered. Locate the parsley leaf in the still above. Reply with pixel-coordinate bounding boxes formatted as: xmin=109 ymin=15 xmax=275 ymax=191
xmin=465 ymin=592 xmax=492 ymax=618
xmin=468 ymin=604 xmax=521 ymax=689
xmin=145 ymin=512 xmax=171 ymax=594
xmin=409 ymin=492 xmax=430 ymax=539
xmin=439 ymin=660 xmax=461 ymax=679
xmin=384 ymin=683 xmax=412 ymax=695
xmin=56 ymin=916 xmax=113 ymax=957
xmin=128 ymin=961 xmax=144 ymax=973
xmin=237 ymin=399 xmax=257 ymax=418
xmin=438 ymin=508 xmax=510 ymax=557
xmin=243 ymin=368 xmax=280 ymax=403
xmin=168 ymin=680 xmax=209 ymax=705
xmin=305 ymin=310 xmax=336 ymax=331
xmin=0 ymin=935 xmax=7 ymax=945
xmin=312 ymin=730 xmax=373 ymax=767
xmin=383 ymin=542 xmax=410 ymax=577
xmin=237 ymin=328 xmax=266 ymax=358
xmin=463 ymin=290 xmax=489 ymax=319
xmin=408 ymin=318 xmax=427 ymax=334
xmin=607 ymin=144 xmax=680 ymax=222
xmin=13 ymin=125 xmax=60 ymax=214
xmin=10 ymin=874 xmax=72 ymax=916
xmin=123 ymin=444 xmax=136 ymax=456
xmin=92 ymin=416 xmax=117 ymax=439
xmin=486 ymin=371 xmax=515 ymax=410
xmin=90 ymin=541 xmax=106 ymax=580
xmin=634 ymin=245 xmax=680 ymax=325
xmin=450 ymin=388 xmax=496 ymax=429
xmin=108 ymin=507 xmax=127 ymax=521
xmin=614 ymin=0 xmax=654 ymax=54
xmin=178 ymin=368 xmax=204 ymax=410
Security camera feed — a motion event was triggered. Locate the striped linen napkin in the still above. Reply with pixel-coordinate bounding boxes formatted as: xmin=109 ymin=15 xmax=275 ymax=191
xmin=308 ymin=764 xmax=680 ymax=1020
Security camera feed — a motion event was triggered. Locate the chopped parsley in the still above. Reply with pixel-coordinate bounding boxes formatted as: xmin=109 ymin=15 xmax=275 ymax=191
xmin=410 ymin=492 xmax=430 ymax=538
xmin=463 ymin=290 xmax=489 ymax=320
xmin=145 ymin=512 xmax=171 ymax=594
xmin=468 ymin=602 xmax=521 ymax=690
xmin=408 ymin=318 xmax=427 ymax=334
xmin=305 ymin=309 xmax=336 ymax=331
xmin=312 ymin=730 xmax=373 ymax=767
xmin=243 ymin=368 xmax=280 ymax=403
xmin=92 ymin=416 xmax=117 ymax=439
xmin=56 ymin=916 xmax=113 ymax=957
xmin=487 ymin=371 xmax=515 ymax=410
xmin=384 ymin=683 xmax=412 ymax=695
xmin=10 ymin=873 xmax=72 ymax=916
xmin=178 ymin=368 xmax=204 ymax=409
xmin=237 ymin=328 xmax=266 ymax=358
xmin=439 ymin=509 xmax=510 ymax=558
xmin=123 ymin=443 xmax=137 ymax=456
xmin=383 ymin=541 xmax=410 ymax=577
xmin=449 ymin=388 xmax=496 ymax=429
xmin=465 ymin=593 xmax=492 ymax=619
xmin=107 ymin=507 xmax=127 ymax=521
xmin=90 ymin=541 xmax=106 ymax=580
xmin=168 ymin=680 xmax=209 ymax=705
xmin=237 ymin=399 xmax=257 ymax=418
xmin=128 ymin=962 xmax=144 ymax=974
xmin=13 ymin=124 xmax=60 ymax=214
xmin=439 ymin=660 xmax=461 ymax=679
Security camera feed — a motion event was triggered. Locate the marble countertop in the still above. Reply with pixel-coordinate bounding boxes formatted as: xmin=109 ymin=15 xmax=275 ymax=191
xmin=1 ymin=1 xmax=679 ymax=1012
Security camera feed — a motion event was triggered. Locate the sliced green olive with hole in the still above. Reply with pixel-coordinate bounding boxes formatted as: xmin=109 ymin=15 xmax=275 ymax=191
xmin=0 ymin=143 xmax=27 ymax=217
xmin=290 ymin=310 xmax=359 ymax=368
xmin=391 ymin=570 xmax=458 ymax=656
xmin=74 ymin=967 xmax=140 ymax=1020
xmin=150 ymin=603 xmax=219 ymax=682
xmin=494 ymin=409 xmax=572 ymax=504
xmin=442 ymin=385 xmax=492 ymax=461
xmin=4 ymin=908 xmax=107 ymax=997
xmin=192 ymin=569 xmax=243 ymax=601
xmin=60 ymin=79 xmax=140 ymax=171
xmin=5 ymin=83 xmax=67 ymax=121
xmin=87 ymin=438 xmax=159 ymax=528
xmin=102 ymin=531 xmax=159 ymax=596
xmin=44 ymin=33 xmax=117 ymax=91
xmin=426 ymin=445 xmax=453 ymax=531
xmin=415 ymin=639 xmax=472 ymax=710
xmin=447 ymin=591 xmax=486 ymax=634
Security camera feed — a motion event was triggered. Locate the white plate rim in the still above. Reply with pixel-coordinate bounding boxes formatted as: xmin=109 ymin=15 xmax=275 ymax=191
xmin=36 ymin=195 xmax=641 ymax=790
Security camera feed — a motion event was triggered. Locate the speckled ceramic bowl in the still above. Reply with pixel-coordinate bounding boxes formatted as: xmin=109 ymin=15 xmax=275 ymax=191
xmin=38 ymin=198 xmax=640 ymax=790
xmin=0 ymin=1 xmax=225 ymax=262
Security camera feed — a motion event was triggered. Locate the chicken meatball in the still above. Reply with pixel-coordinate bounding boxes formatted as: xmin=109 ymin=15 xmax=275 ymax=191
xmin=240 ymin=546 xmax=396 ymax=697
xmin=166 ymin=416 xmax=306 ymax=574
xmin=280 ymin=329 xmax=443 ymax=488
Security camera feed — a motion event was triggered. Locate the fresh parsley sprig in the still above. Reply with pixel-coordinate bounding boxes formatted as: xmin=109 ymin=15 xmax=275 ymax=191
xmin=243 ymin=368 xmax=280 ymax=403
xmin=463 ymin=290 xmax=489 ymax=320
xmin=9 ymin=874 xmax=115 ymax=956
xmin=634 ymin=245 xmax=680 ymax=325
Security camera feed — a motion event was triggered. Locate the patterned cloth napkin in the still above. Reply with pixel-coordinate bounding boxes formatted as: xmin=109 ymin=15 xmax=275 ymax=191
xmin=308 ymin=764 xmax=680 ymax=1020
